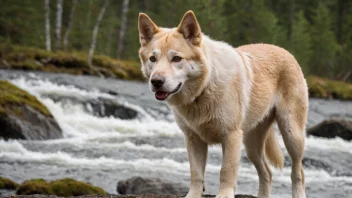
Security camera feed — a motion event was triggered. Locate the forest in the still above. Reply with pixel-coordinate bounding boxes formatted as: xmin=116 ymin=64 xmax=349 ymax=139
xmin=0 ymin=0 xmax=351 ymax=81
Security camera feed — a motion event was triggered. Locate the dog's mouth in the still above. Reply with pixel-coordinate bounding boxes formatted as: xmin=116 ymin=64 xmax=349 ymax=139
xmin=155 ymin=83 xmax=182 ymax=101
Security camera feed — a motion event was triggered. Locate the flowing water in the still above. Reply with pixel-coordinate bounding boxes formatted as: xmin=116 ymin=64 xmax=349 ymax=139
xmin=0 ymin=70 xmax=352 ymax=198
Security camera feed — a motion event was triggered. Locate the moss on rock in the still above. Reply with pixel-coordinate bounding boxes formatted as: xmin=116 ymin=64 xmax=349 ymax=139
xmin=15 ymin=178 xmax=107 ymax=197
xmin=307 ymin=76 xmax=352 ymax=100
xmin=0 ymin=80 xmax=62 ymax=140
xmin=0 ymin=80 xmax=51 ymax=117
xmin=50 ymin=178 xmax=107 ymax=196
xmin=0 ymin=44 xmax=143 ymax=80
xmin=16 ymin=179 xmax=53 ymax=195
xmin=0 ymin=176 xmax=19 ymax=189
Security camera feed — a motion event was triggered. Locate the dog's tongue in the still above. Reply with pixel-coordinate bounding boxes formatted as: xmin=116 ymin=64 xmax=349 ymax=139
xmin=155 ymin=91 xmax=168 ymax=101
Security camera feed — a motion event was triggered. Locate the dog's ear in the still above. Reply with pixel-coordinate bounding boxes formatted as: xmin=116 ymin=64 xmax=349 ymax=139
xmin=138 ymin=13 xmax=159 ymax=46
xmin=177 ymin=10 xmax=202 ymax=46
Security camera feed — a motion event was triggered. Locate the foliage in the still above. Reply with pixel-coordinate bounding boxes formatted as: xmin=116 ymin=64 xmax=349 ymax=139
xmin=0 ymin=0 xmax=351 ymax=81
xmin=310 ymin=3 xmax=340 ymax=79
xmin=289 ymin=11 xmax=312 ymax=74
xmin=0 ymin=176 xmax=19 ymax=189
xmin=16 ymin=178 xmax=107 ymax=196
xmin=307 ymin=76 xmax=352 ymax=100
xmin=0 ymin=80 xmax=51 ymax=117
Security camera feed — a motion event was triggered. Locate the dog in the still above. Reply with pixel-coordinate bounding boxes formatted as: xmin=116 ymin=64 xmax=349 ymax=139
xmin=137 ymin=10 xmax=308 ymax=198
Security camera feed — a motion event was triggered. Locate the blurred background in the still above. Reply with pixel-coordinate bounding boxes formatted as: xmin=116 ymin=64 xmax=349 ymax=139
xmin=0 ymin=0 xmax=351 ymax=80
xmin=0 ymin=1 xmax=351 ymax=198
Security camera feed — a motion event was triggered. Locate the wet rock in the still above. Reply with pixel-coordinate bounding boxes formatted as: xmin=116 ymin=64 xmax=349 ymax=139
xmin=89 ymin=98 xmax=137 ymax=120
xmin=307 ymin=119 xmax=352 ymax=140
xmin=0 ymin=81 xmax=62 ymax=140
xmin=45 ymin=95 xmax=137 ymax=120
xmin=117 ymin=177 xmax=188 ymax=195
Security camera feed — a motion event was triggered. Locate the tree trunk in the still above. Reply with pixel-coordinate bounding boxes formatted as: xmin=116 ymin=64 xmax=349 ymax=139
xmin=63 ymin=0 xmax=78 ymax=50
xmin=116 ymin=0 xmax=130 ymax=59
xmin=45 ymin=0 xmax=51 ymax=51
xmin=88 ymin=0 xmax=109 ymax=67
xmin=55 ymin=0 xmax=64 ymax=50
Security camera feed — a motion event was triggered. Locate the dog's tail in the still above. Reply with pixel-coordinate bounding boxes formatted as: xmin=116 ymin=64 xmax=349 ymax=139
xmin=265 ymin=126 xmax=284 ymax=169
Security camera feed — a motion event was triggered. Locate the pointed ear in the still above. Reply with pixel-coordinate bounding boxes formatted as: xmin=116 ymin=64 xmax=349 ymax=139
xmin=177 ymin=11 xmax=202 ymax=45
xmin=138 ymin=13 xmax=159 ymax=46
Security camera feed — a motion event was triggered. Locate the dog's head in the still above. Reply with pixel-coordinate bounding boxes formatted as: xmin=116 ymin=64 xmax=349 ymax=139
xmin=138 ymin=11 xmax=209 ymax=105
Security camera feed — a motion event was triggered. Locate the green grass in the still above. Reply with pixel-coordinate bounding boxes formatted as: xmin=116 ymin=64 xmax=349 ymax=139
xmin=307 ymin=75 xmax=352 ymax=100
xmin=16 ymin=178 xmax=107 ymax=196
xmin=0 ymin=44 xmax=144 ymax=80
xmin=0 ymin=177 xmax=19 ymax=189
xmin=0 ymin=80 xmax=51 ymax=117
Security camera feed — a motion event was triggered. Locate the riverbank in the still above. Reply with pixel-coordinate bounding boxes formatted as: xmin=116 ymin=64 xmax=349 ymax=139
xmin=0 ymin=45 xmax=143 ymax=80
xmin=1 ymin=195 xmax=256 ymax=198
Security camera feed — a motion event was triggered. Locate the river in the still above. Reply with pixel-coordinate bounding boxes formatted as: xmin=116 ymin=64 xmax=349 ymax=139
xmin=0 ymin=70 xmax=352 ymax=198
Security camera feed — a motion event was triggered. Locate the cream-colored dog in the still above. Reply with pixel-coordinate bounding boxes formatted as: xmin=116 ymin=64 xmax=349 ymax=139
xmin=138 ymin=10 xmax=308 ymax=198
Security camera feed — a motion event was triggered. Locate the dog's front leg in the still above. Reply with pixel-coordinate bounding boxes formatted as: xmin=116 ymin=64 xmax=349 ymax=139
xmin=184 ymin=133 xmax=208 ymax=198
xmin=216 ymin=130 xmax=243 ymax=198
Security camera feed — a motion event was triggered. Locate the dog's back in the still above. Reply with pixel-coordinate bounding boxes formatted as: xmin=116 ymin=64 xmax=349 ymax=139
xmin=236 ymin=44 xmax=308 ymax=132
xmin=237 ymin=44 xmax=308 ymax=198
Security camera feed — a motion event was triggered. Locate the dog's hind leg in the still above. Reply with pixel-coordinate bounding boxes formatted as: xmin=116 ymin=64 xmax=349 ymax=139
xmin=276 ymin=94 xmax=307 ymax=198
xmin=244 ymin=110 xmax=277 ymax=198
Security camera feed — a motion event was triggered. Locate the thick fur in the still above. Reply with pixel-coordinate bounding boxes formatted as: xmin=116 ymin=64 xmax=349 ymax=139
xmin=138 ymin=11 xmax=308 ymax=198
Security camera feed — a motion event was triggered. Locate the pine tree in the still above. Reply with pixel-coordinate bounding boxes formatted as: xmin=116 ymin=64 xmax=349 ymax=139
xmin=310 ymin=3 xmax=339 ymax=78
xmin=290 ymin=10 xmax=312 ymax=74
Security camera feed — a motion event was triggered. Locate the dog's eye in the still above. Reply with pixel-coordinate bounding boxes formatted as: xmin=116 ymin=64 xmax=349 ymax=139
xmin=149 ymin=56 xmax=157 ymax=62
xmin=171 ymin=56 xmax=182 ymax=62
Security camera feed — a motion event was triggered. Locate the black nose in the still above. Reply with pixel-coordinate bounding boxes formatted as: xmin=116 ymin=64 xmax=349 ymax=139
xmin=151 ymin=75 xmax=165 ymax=88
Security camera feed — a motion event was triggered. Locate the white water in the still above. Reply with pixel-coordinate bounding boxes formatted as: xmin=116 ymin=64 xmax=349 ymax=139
xmin=1 ymin=74 xmax=352 ymax=197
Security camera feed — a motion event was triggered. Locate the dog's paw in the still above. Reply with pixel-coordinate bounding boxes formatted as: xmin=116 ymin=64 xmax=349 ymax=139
xmin=215 ymin=188 xmax=234 ymax=198
xmin=184 ymin=190 xmax=202 ymax=198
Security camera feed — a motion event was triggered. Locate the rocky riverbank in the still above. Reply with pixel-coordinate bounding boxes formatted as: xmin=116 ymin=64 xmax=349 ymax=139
xmin=1 ymin=195 xmax=256 ymax=198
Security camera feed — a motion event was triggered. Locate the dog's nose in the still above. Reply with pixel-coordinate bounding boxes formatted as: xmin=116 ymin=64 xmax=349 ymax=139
xmin=151 ymin=75 xmax=165 ymax=88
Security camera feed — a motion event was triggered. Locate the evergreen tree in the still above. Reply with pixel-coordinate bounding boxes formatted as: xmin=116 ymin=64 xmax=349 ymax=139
xmin=290 ymin=10 xmax=312 ymax=74
xmin=310 ymin=3 xmax=339 ymax=78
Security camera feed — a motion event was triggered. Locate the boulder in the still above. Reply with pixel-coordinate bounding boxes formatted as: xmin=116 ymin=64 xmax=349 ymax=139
xmin=0 ymin=81 xmax=62 ymax=140
xmin=117 ymin=177 xmax=188 ymax=195
xmin=46 ymin=95 xmax=138 ymax=120
xmin=16 ymin=178 xmax=107 ymax=196
xmin=307 ymin=119 xmax=352 ymax=140
xmin=0 ymin=177 xmax=18 ymax=190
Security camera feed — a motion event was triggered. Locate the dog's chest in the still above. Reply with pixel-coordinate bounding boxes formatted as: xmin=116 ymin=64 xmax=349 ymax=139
xmin=173 ymin=104 xmax=235 ymax=144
